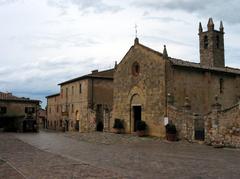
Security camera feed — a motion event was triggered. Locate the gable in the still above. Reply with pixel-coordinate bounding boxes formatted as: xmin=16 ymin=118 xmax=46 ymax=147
xmin=115 ymin=42 xmax=166 ymax=79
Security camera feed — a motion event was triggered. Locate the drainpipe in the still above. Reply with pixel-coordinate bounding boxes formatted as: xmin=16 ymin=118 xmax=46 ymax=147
xmin=91 ymin=78 xmax=94 ymax=109
xmin=163 ymin=45 xmax=169 ymax=118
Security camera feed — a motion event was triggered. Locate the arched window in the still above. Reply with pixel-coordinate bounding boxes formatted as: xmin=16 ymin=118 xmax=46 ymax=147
xmin=132 ymin=62 xmax=140 ymax=76
xmin=204 ymin=35 xmax=208 ymax=49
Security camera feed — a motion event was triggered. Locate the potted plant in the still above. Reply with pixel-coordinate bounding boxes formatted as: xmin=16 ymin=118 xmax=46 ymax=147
xmin=136 ymin=120 xmax=147 ymax=137
xmin=165 ymin=123 xmax=177 ymax=141
xmin=113 ymin=118 xmax=124 ymax=134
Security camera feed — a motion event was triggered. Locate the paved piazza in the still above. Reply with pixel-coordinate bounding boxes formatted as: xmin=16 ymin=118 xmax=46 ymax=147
xmin=0 ymin=131 xmax=240 ymax=179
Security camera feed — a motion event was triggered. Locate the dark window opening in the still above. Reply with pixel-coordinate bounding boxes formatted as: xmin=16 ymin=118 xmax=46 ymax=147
xmin=25 ymin=107 xmax=35 ymax=114
xmin=133 ymin=106 xmax=141 ymax=132
xmin=132 ymin=62 xmax=140 ymax=76
xmin=204 ymin=35 xmax=208 ymax=49
xmin=0 ymin=107 xmax=7 ymax=114
xmin=216 ymin=35 xmax=220 ymax=48
xmin=79 ymin=83 xmax=82 ymax=94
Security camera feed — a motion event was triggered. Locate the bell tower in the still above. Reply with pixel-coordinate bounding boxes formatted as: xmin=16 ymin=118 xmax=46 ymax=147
xmin=199 ymin=18 xmax=225 ymax=67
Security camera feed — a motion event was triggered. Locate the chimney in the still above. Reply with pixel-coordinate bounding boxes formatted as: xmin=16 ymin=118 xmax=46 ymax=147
xmin=91 ymin=70 xmax=98 ymax=74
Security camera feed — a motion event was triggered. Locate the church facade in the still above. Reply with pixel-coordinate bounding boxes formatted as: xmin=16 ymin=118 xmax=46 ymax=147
xmin=46 ymin=18 xmax=240 ymax=146
xmin=112 ymin=18 xmax=240 ymax=138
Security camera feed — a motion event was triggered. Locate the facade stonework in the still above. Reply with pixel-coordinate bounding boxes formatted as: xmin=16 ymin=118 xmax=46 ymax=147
xmin=205 ymin=102 xmax=240 ymax=147
xmin=46 ymin=93 xmax=62 ymax=130
xmin=46 ymin=18 xmax=240 ymax=147
xmin=112 ymin=41 xmax=166 ymax=137
xmin=112 ymin=18 xmax=240 ymax=140
xmin=0 ymin=92 xmax=40 ymax=132
xmin=199 ymin=18 xmax=225 ymax=67
xmin=46 ymin=69 xmax=114 ymax=132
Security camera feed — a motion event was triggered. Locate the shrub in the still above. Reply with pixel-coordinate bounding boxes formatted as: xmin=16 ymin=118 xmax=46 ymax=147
xmin=165 ymin=123 xmax=177 ymax=134
xmin=136 ymin=121 xmax=147 ymax=131
xmin=113 ymin=118 xmax=124 ymax=129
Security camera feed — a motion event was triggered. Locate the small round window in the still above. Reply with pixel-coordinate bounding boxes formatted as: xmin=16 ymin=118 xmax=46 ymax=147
xmin=132 ymin=62 xmax=140 ymax=76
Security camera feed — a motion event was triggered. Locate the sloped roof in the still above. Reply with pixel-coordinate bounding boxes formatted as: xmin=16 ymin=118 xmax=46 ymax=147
xmin=132 ymin=40 xmax=240 ymax=75
xmin=58 ymin=68 xmax=114 ymax=86
xmin=45 ymin=93 xmax=60 ymax=99
xmin=169 ymin=58 xmax=240 ymax=75
xmin=0 ymin=92 xmax=40 ymax=103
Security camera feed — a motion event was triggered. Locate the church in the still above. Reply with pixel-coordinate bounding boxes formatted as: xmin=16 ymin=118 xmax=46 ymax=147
xmin=112 ymin=18 xmax=240 ymax=140
xmin=46 ymin=18 xmax=240 ymax=146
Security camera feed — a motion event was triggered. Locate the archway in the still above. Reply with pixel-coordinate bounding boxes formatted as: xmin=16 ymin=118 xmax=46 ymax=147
xmin=130 ymin=94 xmax=142 ymax=132
xmin=75 ymin=110 xmax=80 ymax=131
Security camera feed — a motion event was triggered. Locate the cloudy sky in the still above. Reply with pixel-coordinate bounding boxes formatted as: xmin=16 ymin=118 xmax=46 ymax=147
xmin=0 ymin=0 xmax=240 ymax=107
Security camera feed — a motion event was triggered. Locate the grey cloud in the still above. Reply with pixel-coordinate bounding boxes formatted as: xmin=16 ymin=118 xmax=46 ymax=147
xmin=10 ymin=32 xmax=100 ymax=50
xmin=47 ymin=0 xmax=122 ymax=14
xmin=144 ymin=35 xmax=194 ymax=47
xmin=133 ymin=0 xmax=240 ymax=24
xmin=143 ymin=15 xmax=191 ymax=25
xmin=0 ymin=56 xmax=100 ymax=107
xmin=0 ymin=0 xmax=19 ymax=5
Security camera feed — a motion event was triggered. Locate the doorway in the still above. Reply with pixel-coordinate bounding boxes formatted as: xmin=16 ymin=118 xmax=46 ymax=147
xmin=194 ymin=117 xmax=205 ymax=140
xmin=96 ymin=104 xmax=104 ymax=132
xmin=133 ymin=106 xmax=141 ymax=132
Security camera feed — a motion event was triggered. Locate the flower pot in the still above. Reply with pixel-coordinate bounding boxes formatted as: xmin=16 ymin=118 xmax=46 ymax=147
xmin=113 ymin=128 xmax=122 ymax=134
xmin=166 ymin=133 xmax=176 ymax=141
xmin=137 ymin=130 xmax=145 ymax=137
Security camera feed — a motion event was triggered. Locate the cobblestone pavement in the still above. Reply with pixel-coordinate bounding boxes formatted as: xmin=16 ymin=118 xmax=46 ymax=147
xmin=0 ymin=134 xmax=125 ymax=179
xmin=2 ymin=131 xmax=240 ymax=179
xmin=65 ymin=131 xmax=162 ymax=145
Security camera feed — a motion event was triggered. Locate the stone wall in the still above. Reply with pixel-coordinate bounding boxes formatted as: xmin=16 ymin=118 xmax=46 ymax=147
xmin=47 ymin=74 xmax=113 ymax=133
xmin=0 ymin=100 xmax=39 ymax=132
xmin=89 ymin=78 xmax=113 ymax=107
xmin=205 ymin=103 xmax=240 ymax=148
xmin=47 ymin=95 xmax=61 ymax=130
xmin=166 ymin=62 xmax=240 ymax=114
xmin=113 ymin=41 xmax=166 ymax=137
xmin=167 ymin=105 xmax=195 ymax=141
xmin=60 ymin=79 xmax=89 ymax=132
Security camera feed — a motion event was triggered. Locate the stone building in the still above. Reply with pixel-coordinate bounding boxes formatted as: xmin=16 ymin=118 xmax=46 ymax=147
xmin=46 ymin=69 xmax=114 ymax=132
xmin=46 ymin=93 xmax=61 ymax=130
xmin=0 ymin=92 xmax=40 ymax=132
xmin=112 ymin=18 xmax=240 ymax=140
xmin=37 ymin=108 xmax=47 ymax=129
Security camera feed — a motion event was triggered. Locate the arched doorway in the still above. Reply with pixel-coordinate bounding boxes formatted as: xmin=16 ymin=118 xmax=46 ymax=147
xmin=130 ymin=94 xmax=142 ymax=132
xmin=75 ymin=111 xmax=80 ymax=131
xmin=96 ymin=104 xmax=104 ymax=132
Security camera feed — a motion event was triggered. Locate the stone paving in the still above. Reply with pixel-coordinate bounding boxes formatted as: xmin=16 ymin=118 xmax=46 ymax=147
xmin=0 ymin=158 xmax=24 ymax=179
xmin=0 ymin=134 xmax=124 ymax=179
xmin=65 ymin=131 xmax=161 ymax=145
xmin=11 ymin=130 xmax=240 ymax=179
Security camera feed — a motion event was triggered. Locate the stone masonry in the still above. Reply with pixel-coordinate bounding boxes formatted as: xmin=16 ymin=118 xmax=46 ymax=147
xmin=205 ymin=100 xmax=240 ymax=148
xmin=112 ymin=18 xmax=240 ymax=139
